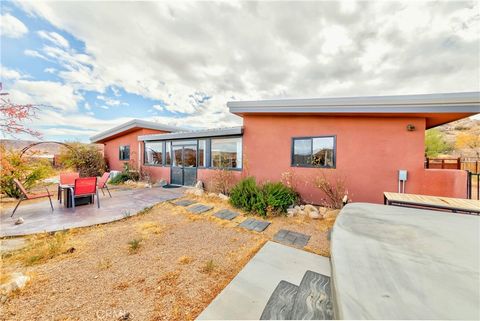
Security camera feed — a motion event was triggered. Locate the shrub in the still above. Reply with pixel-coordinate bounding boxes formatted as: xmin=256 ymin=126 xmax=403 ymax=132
xmin=314 ymin=172 xmax=348 ymax=209
xmin=128 ymin=238 xmax=142 ymax=254
xmin=230 ymin=177 xmax=297 ymax=217
xmin=0 ymin=145 xmax=53 ymax=198
xmin=229 ymin=177 xmax=262 ymax=212
xmin=109 ymin=162 xmax=140 ymax=185
xmin=58 ymin=143 xmax=106 ymax=177
xmin=209 ymin=169 xmax=235 ymax=194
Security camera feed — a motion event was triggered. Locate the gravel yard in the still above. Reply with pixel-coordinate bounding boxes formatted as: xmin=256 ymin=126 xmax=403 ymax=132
xmin=1 ymin=195 xmax=336 ymax=320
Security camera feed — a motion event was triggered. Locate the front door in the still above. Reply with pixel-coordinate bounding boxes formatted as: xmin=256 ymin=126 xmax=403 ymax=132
xmin=171 ymin=143 xmax=197 ymax=186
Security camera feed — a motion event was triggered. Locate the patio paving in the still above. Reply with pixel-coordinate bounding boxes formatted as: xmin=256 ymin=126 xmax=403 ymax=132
xmin=214 ymin=209 xmax=239 ymax=220
xmin=186 ymin=204 xmax=213 ymax=214
xmin=173 ymin=199 xmax=197 ymax=207
xmin=0 ymin=186 xmax=184 ymax=237
xmin=273 ymin=229 xmax=311 ymax=248
xmin=239 ymin=218 xmax=271 ymax=232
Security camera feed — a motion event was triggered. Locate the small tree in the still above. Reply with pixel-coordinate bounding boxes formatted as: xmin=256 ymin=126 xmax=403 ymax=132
xmin=0 ymin=145 xmax=53 ymax=198
xmin=456 ymin=132 xmax=480 ymax=158
xmin=58 ymin=143 xmax=106 ymax=177
xmin=209 ymin=169 xmax=235 ymax=194
xmin=425 ymin=129 xmax=453 ymax=157
xmin=0 ymin=83 xmax=42 ymax=138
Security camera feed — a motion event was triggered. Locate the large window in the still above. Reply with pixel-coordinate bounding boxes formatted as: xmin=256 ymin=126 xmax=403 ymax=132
xmin=211 ymin=137 xmax=242 ymax=169
xmin=119 ymin=145 xmax=130 ymax=161
xmin=292 ymin=136 xmax=335 ymax=168
xmin=165 ymin=141 xmax=171 ymax=165
xmin=144 ymin=142 xmax=163 ymax=165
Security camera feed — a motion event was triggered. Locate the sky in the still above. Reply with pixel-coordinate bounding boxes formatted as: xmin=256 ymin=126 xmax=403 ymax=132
xmin=1 ymin=1 xmax=479 ymax=142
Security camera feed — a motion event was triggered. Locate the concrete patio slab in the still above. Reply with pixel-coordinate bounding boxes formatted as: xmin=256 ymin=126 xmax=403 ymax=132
xmin=273 ymin=229 xmax=311 ymax=248
xmin=197 ymin=241 xmax=330 ymax=320
xmin=331 ymin=203 xmax=480 ymax=320
xmin=239 ymin=218 xmax=271 ymax=232
xmin=214 ymin=209 xmax=239 ymax=220
xmin=187 ymin=204 xmax=213 ymax=214
xmin=0 ymin=187 xmax=184 ymax=237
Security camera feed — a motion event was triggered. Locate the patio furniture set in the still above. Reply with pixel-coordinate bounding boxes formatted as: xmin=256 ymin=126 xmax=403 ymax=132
xmin=11 ymin=172 xmax=112 ymax=217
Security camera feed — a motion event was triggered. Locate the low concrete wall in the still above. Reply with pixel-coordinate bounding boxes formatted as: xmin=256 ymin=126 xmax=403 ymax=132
xmin=421 ymin=169 xmax=467 ymax=198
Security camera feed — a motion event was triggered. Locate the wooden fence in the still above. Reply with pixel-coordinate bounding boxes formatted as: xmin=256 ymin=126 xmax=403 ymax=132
xmin=425 ymin=158 xmax=480 ymax=173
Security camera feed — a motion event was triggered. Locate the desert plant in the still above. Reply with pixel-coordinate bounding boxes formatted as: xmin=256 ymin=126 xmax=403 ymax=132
xmin=128 ymin=238 xmax=142 ymax=253
xmin=425 ymin=129 xmax=453 ymax=157
xmin=229 ymin=177 xmax=263 ymax=212
xmin=262 ymin=182 xmax=298 ymax=215
xmin=209 ymin=169 xmax=235 ymax=194
xmin=200 ymin=259 xmax=216 ymax=273
xmin=109 ymin=162 xmax=140 ymax=185
xmin=314 ymin=172 xmax=348 ymax=209
xmin=230 ymin=177 xmax=297 ymax=217
xmin=0 ymin=145 xmax=54 ymax=198
xmin=58 ymin=143 xmax=106 ymax=177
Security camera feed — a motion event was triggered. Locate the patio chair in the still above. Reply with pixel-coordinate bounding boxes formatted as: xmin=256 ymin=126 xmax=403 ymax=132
xmin=58 ymin=172 xmax=80 ymax=203
xmin=97 ymin=172 xmax=112 ymax=198
xmin=68 ymin=177 xmax=100 ymax=209
xmin=11 ymin=179 xmax=54 ymax=217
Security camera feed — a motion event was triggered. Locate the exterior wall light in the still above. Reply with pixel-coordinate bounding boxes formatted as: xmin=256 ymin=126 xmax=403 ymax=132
xmin=406 ymin=124 xmax=416 ymax=131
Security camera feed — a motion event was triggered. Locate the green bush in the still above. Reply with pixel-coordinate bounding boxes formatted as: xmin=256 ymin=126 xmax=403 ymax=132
xmin=0 ymin=145 xmax=53 ymax=198
xmin=58 ymin=143 xmax=106 ymax=177
xmin=109 ymin=172 xmax=130 ymax=185
xmin=109 ymin=162 xmax=140 ymax=185
xmin=230 ymin=177 xmax=297 ymax=217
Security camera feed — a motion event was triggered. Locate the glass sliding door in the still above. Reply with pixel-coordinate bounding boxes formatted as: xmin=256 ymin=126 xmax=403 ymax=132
xmin=170 ymin=141 xmax=197 ymax=186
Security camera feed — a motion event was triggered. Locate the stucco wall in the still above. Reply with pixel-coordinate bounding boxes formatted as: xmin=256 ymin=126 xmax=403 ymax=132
xmin=422 ymin=169 xmax=468 ymax=198
xmin=103 ymin=128 xmax=167 ymax=171
xmin=242 ymin=115 xmax=429 ymax=204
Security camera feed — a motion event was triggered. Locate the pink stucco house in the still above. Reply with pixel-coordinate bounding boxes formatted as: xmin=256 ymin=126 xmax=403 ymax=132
xmin=91 ymin=92 xmax=480 ymax=204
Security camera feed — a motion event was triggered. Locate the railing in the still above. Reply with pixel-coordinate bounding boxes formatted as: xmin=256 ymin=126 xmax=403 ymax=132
xmin=425 ymin=158 xmax=480 ymax=173
xmin=467 ymin=171 xmax=480 ymax=200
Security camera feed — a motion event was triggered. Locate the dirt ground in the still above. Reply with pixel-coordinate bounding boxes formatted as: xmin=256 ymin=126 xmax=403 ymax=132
xmin=1 ymin=195 xmax=336 ymax=321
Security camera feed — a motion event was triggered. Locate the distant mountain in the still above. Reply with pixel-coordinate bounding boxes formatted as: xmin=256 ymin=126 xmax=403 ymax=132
xmin=0 ymin=140 xmax=102 ymax=155
xmin=436 ymin=117 xmax=480 ymax=158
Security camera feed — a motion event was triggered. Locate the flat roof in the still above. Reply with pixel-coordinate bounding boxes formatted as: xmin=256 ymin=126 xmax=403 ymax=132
xmin=138 ymin=126 xmax=243 ymax=141
xmin=228 ymin=92 xmax=480 ymax=128
xmin=90 ymin=119 xmax=185 ymax=143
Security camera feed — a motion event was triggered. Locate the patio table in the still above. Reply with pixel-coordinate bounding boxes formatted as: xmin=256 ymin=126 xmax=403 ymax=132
xmin=384 ymin=192 xmax=480 ymax=215
xmin=59 ymin=184 xmax=93 ymax=208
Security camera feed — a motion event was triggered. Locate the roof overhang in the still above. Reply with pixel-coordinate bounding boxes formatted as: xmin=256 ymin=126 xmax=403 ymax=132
xmin=90 ymin=119 xmax=185 ymax=143
xmin=228 ymin=92 xmax=480 ymax=128
xmin=138 ymin=126 xmax=243 ymax=141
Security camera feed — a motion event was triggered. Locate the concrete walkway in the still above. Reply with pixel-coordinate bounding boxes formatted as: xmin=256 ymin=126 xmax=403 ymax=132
xmin=0 ymin=187 xmax=184 ymax=237
xmin=331 ymin=203 xmax=480 ymax=320
xmin=197 ymin=241 xmax=331 ymax=320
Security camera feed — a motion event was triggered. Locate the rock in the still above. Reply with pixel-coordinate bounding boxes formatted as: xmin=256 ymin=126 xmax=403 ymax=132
xmin=1 ymin=295 xmax=7 ymax=304
xmin=0 ymin=272 xmax=30 ymax=298
xmin=308 ymin=211 xmax=322 ymax=219
xmin=287 ymin=208 xmax=296 ymax=217
xmin=300 ymin=205 xmax=305 ymax=210
xmin=154 ymin=179 xmax=167 ymax=187
xmin=194 ymin=180 xmax=204 ymax=189
xmin=14 ymin=218 xmax=24 ymax=225
xmin=65 ymin=247 xmax=76 ymax=254
xmin=186 ymin=188 xmax=204 ymax=196
xmin=294 ymin=205 xmax=301 ymax=211
xmin=297 ymin=210 xmax=306 ymax=216
xmin=118 ymin=312 xmax=131 ymax=320
xmin=207 ymin=192 xmax=218 ymax=198
xmin=218 ymin=193 xmax=230 ymax=201
xmin=304 ymin=204 xmax=318 ymax=213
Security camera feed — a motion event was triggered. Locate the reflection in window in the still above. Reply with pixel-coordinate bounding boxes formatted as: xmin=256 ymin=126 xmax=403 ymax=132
xmin=211 ymin=137 xmax=242 ymax=169
xmin=198 ymin=140 xmax=206 ymax=167
xmin=165 ymin=141 xmax=171 ymax=165
xmin=292 ymin=136 xmax=335 ymax=168
xmin=119 ymin=145 xmax=130 ymax=161
xmin=144 ymin=142 xmax=163 ymax=165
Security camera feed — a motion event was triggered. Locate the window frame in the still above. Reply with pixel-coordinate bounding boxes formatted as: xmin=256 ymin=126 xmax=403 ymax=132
xmin=290 ymin=135 xmax=336 ymax=169
xmin=119 ymin=145 xmax=130 ymax=161
xmin=143 ymin=141 xmax=164 ymax=166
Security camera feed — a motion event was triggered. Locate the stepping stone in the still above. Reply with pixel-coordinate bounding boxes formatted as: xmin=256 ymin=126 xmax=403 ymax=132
xmin=239 ymin=218 xmax=271 ymax=232
xmin=260 ymin=280 xmax=299 ymax=320
xmin=273 ymin=229 xmax=311 ymax=248
xmin=187 ymin=204 xmax=213 ymax=214
xmin=173 ymin=199 xmax=196 ymax=207
xmin=290 ymin=271 xmax=333 ymax=320
xmin=214 ymin=209 xmax=239 ymax=220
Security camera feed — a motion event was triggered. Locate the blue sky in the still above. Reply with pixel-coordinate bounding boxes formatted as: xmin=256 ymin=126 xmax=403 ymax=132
xmin=1 ymin=1 xmax=479 ymax=142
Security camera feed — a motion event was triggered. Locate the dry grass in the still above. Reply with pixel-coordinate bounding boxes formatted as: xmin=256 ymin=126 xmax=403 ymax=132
xmin=1 ymin=201 xmax=264 ymax=321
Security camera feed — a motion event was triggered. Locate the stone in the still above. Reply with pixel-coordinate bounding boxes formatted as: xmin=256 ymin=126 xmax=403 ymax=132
xmin=308 ymin=211 xmax=321 ymax=219
xmin=300 ymin=205 xmax=305 ymax=210
xmin=185 ymin=188 xmax=204 ymax=196
xmin=287 ymin=209 xmax=296 ymax=217
xmin=154 ymin=179 xmax=167 ymax=187
xmin=218 ymin=193 xmax=230 ymax=201
xmin=207 ymin=192 xmax=218 ymax=198
xmin=0 ymin=272 xmax=30 ymax=297
xmin=195 ymin=181 xmax=204 ymax=189
xmin=14 ymin=218 xmax=24 ymax=225
xmin=297 ymin=210 xmax=307 ymax=216
xmin=304 ymin=204 xmax=317 ymax=213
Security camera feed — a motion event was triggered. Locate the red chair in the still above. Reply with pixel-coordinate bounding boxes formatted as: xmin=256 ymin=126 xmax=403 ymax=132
xmin=58 ymin=172 xmax=80 ymax=203
xmin=11 ymin=179 xmax=54 ymax=217
xmin=68 ymin=177 xmax=100 ymax=209
xmin=97 ymin=172 xmax=112 ymax=198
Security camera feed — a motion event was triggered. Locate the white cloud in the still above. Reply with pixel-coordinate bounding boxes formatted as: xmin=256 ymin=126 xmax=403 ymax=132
xmin=0 ymin=13 xmax=28 ymax=38
xmin=152 ymin=104 xmax=164 ymax=111
xmin=24 ymin=49 xmax=47 ymax=59
xmin=8 ymin=80 xmax=82 ymax=112
xmin=1 ymin=65 xmax=25 ymax=79
xmin=37 ymin=30 xmax=69 ymax=48
xmin=97 ymin=95 xmax=123 ymax=107
xmin=14 ymin=1 xmax=480 ymax=132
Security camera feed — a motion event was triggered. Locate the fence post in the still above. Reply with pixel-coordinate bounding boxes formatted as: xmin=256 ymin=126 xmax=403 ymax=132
xmin=456 ymin=157 xmax=461 ymax=170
